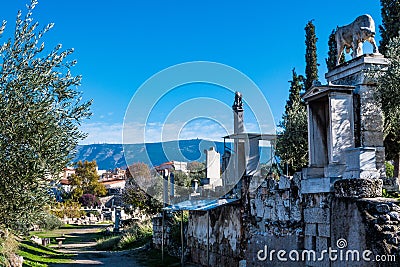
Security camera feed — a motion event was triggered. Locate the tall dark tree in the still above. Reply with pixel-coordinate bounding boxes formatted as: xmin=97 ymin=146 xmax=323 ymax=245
xmin=276 ymin=69 xmax=308 ymax=175
xmin=374 ymin=36 xmax=400 ymax=180
xmin=379 ymin=0 xmax=400 ymax=56
xmin=0 ymin=0 xmax=91 ymax=233
xmin=305 ymin=20 xmax=319 ymax=90
xmin=326 ymin=29 xmax=345 ymax=71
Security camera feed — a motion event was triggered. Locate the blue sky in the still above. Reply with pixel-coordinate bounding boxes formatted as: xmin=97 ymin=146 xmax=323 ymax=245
xmin=0 ymin=0 xmax=382 ymax=144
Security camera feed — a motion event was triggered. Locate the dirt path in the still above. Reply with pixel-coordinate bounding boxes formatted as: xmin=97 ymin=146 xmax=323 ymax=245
xmin=48 ymin=225 xmax=145 ymax=267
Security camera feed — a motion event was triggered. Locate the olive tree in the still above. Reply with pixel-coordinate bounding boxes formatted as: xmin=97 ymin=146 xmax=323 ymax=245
xmin=0 ymin=0 xmax=91 ymax=233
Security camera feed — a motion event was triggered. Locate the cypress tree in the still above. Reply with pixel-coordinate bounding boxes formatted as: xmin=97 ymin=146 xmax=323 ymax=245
xmin=379 ymin=0 xmax=400 ymax=56
xmin=305 ymin=20 xmax=319 ymax=91
xmin=276 ymin=69 xmax=308 ymax=175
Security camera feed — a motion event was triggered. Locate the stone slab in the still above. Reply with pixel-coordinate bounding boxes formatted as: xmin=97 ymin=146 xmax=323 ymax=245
xmin=361 ymin=131 xmax=384 ymax=147
xmin=278 ymin=175 xmax=291 ymax=190
xmin=302 ymin=167 xmax=324 ymax=179
xmin=301 ymin=177 xmax=331 ymax=194
xmin=316 ymin=236 xmax=328 ymax=252
xmin=325 ymin=54 xmax=388 ymax=85
xmin=304 ymin=235 xmax=314 ymax=250
xmin=317 ymin=223 xmax=330 ymax=237
xmin=305 ymin=223 xmax=317 ymax=236
xmin=304 ymin=207 xmax=330 ymax=224
xmin=324 ymin=164 xmax=346 ymax=178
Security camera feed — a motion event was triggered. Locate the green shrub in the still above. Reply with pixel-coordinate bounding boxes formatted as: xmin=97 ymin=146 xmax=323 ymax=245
xmin=51 ymin=201 xmax=86 ymax=218
xmin=38 ymin=213 xmax=63 ymax=231
xmin=170 ymin=211 xmax=188 ymax=244
xmin=118 ymin=223 xmax=152 ymax=250
xmin=95 ymin=235 xmax=121 ymax=250
xmin=95 ymin=221 xmax=152 ymax=251
xmin=385 ymin=161 xmax=394 ymax=178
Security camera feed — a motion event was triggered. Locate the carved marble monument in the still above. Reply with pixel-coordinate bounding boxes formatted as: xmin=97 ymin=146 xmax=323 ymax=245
xmin=335 ymin=14 xmax=379 ymax=65
xmin=302 ymin=53 xmax=387 ymax=194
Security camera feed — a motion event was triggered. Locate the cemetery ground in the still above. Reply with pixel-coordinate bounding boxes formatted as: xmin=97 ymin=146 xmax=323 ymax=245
xmin=19 ymin=223 xmax=181 ymax=267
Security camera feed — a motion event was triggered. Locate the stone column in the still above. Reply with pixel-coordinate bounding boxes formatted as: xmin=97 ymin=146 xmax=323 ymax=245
xmin=232 ymin=92 xmax=245 ymax=186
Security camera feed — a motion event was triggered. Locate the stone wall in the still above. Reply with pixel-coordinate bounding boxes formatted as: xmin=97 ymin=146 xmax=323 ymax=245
xmin=182 ymin=176 xmax=400 ymax=266
xmin=303 ymin=192 xmax=332 ymax=266
xmin=187 ymin=204 xmax=242 ymax=266
xmin=331 ymin=197 xmax=400 ymax=267
xmin=152 ymin=214 xmax=172 ymax=249
xmin=245 ymin=174 xmax=303 ymax=266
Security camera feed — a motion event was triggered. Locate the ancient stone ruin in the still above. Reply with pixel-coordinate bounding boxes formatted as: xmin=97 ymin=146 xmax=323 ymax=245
xmin=154 ymin=15 xmax=400 ymax=267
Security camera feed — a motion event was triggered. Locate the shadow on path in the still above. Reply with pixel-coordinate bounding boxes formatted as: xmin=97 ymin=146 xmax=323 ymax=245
xmin=48 ymin=225 xmax=144 ymax=267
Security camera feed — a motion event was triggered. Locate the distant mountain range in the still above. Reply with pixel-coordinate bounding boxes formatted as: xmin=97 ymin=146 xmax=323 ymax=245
xmin=73 ymin=139 xmax=272 ymax=170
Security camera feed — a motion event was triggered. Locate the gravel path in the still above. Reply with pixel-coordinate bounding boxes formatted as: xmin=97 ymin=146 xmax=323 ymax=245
xmin=48 ymin=226 xmax=144 ymax=267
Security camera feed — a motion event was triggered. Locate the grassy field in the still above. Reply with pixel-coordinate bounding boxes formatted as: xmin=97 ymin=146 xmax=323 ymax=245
xmin=18 ymin=241 xmax=74 ymax=267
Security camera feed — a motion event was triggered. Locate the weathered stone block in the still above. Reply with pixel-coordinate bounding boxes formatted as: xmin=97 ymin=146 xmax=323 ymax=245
xmin=302 ymin=167 xmax=324 ymax=178
xmin=304 ymin=235 xmax=315 ymax=250
xmin=276 ymin=202 xmax=289 ymax=221
xmin=304 ymin=208 xmax=330 ymax=224
xmin=360 ymin=114 xmax=384 ymax=132
xmin=334 ymin=178 xmax=382 ymax=198
xmin=279 ymin=175 xmax=291 ymax=190
xmin=361 ymin=131 xmax=384 ymax=147
xmin=324 ymin=164 xmax=346 ymax=178
xmin=316 ymin=236 xmax=328 ymax=252
xmin=317 ymin=224 xmax=330 ymax=237
xmin=305 ymin=223 xmax=317 ymax=236
xmin=301 ymin=177 xmax=331 ymax=194
xmin=346 ymin=147 xmax=376 ymax=169
xmin=252 ymin=198 xmax=264 ymax=218
xmin=290 ymin=202 xmax=302 ymax=222
xmin=343 ymin=147 xmax=380 ymax=179
xmin=375 ymin=146 xmax=386 ymax=178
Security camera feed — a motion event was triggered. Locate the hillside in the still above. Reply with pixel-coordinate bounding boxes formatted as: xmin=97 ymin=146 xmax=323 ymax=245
xmin=73 ymin=139 xmax=271 ymax=170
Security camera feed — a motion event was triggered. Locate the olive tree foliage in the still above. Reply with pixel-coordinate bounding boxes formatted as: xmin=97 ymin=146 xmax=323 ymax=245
xmin=276 ymin=69 xmax=308 ymax=175
xmin=373 ymin=36 xmax=400 ymax=179
xmin=0 ymin=1 xmax=91 ymax=233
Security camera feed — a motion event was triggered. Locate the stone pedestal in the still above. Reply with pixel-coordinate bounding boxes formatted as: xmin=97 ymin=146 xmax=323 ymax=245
xmin=343 ymin=147 xmax=379 ymax=179
xmin=301 ymin=54 xmax=387 ymax=197
xmin=326 ymin=54 xmax=388 ymax=178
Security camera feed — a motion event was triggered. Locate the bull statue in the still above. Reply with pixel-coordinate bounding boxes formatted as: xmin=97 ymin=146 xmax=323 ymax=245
xmin=335 ymin=14 xmax=379 ymax=65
